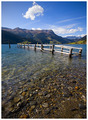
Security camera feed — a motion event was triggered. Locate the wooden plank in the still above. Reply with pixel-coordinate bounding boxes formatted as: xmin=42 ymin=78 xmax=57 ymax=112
xmin=55 ymin=50 xmax=69 ymax=54
xmin=44 ymin=48 xmax=51 ymax=50
xmin=55 ymin=45 xmax=82 ymax=50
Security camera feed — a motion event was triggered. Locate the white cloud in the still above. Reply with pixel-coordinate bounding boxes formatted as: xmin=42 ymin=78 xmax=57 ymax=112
xmin=77 ymin=34 xmax=86 ymax=37
xmin=63 ymin=34 xmax=86 ymax=38
xmin=32 ymin=28 xmax=42 ymax=30
xmin=49 ymin=25 xmax=83 ymax=35
xmin=33 ymin=1 xmax=36 ymax=5
xmin=23 ymin=2 xmax=44 ymax=20
xmin=65 ymin=24 xmax=76 ymax=28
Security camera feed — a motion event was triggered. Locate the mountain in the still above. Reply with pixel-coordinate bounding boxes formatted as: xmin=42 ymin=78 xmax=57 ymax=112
xmin=77 ymin=35 xmax=87 ymax=41
xmin=2 ymin=27 xmax=76 ymax=44
xmin=2 ymin=30 xmax=24 ymax=44
xmin=68 ymin=35 xmax=87 ymax=44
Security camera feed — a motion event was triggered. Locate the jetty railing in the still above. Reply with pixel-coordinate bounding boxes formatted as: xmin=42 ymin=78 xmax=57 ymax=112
xmin=17 ymin=43 xmax=82 ymax=57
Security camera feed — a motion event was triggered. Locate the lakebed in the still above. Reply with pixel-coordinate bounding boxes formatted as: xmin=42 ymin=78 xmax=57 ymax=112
xmin=2 ymin=44 xmax=86 ymax=118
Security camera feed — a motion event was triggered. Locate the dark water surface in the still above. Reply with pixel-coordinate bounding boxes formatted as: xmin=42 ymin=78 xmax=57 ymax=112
xmin=2 ymin=44 xmax=86 ymax=118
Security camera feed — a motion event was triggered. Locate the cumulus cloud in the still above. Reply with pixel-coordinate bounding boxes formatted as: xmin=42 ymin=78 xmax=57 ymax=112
xmin=49 ymin=25 xmax=83 ymax=35
xmin=23 ymin=2 xmax=44 ymax=20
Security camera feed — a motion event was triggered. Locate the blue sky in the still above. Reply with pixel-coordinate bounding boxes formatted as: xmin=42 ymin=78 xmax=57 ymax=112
xmin=2 ymin=1 xmax=87 ymax=37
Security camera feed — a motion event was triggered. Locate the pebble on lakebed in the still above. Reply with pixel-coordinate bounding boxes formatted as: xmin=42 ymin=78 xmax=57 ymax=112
xmin=2 ymin=58 xmax=86 ymax=118
xmin=42 ymin=103 xmax=49 ymax=108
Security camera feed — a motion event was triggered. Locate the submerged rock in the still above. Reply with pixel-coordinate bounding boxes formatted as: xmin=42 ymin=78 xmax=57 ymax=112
xmin=79 ymin=104 xmax=86 ymax=110
xmin=42 ymin=103 xmax=48 ymax=108
xmin=45 ymin=94 xmax=51 ymax=98
xmin=30 ymin=101 xmax=37 ymax=106
xmin=14 ymin=97 xmax=21 ymax=103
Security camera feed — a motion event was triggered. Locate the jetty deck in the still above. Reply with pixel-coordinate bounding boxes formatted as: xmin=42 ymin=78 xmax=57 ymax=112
xmin=17 ymin=43 xmax=82 ymax=57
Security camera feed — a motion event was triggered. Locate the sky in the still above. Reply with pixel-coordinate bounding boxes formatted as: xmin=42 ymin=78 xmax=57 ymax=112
xmin=1 ymin=1 xmax=87 ymax=37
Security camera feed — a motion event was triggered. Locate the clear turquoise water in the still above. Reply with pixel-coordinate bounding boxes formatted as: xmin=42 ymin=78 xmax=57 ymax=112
xmin=2 ymin=44 xmax=86 ymax=118
xmin=2 ymin=44 xmax=86 ymax=81
xmin=2 ymin=44 xmax=86 ymax=94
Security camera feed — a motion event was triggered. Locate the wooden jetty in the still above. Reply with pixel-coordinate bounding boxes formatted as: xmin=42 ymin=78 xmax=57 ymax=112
xmin=17 ymin=43 xmax=82 ymax=57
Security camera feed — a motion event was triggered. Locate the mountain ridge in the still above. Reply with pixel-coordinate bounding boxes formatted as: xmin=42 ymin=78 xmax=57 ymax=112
xmin=2 ymin=27 xmax=86 ymax=44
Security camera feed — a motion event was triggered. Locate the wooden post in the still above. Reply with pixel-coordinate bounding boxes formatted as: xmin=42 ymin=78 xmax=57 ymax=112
xmin=79 ymin=48 xmax=82 ymax=55
xmin=20 ymin=44 xmax=21 ymax=48
xmin=20 ymin=43 xmax=22 ymax=48
xmin=34 ymin=44 xmax=36 ymax=51
xmin=50 ymin=45 xmax=52 ymax=49
xmin=28 ymin=44 xmax=29 ymax=49
xmin=41 ymin=44 xmax=44 ymax=51
xmin=61 ymin=47 xmax=63 ymax=52
xmin=19 ymin=44 xmax=21 ymax=48
xmin=9 ymin=42 xmax=11 ymax=48
xmin=52 ymin=44 xmax=54 ymax=54
xmin=24 ymin=44 xmax=25 ymax=49
xmin=69 ymin=48 xmax=73 ymax=57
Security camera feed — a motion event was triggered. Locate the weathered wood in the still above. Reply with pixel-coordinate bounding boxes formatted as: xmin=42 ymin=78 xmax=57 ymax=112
xmin=55 ymin=50 xmax=69 ymax=54
xmin=28 ymin=44 xmax=29 ymax=49
xmin=69 ymin=48 xmax=73 ymax=57
xmin=61 ymin=47 xmax=63 ymax=52
xmin=9 ymin=42 xmax=11 ymax=48
xmin=79 ymin=48 xmax=82 ymax=55
xmin=52 ymin=44 xmax=54 ymax=54
xmin=17 ymin=43 xmax=83 ymax=57
xmin=24 ymin=44 xmax=25 ymax=49
xmin=34 ymin=44 xmax=36 ymax=51
xmin=41 ymin=44 xmax=44 ymax=51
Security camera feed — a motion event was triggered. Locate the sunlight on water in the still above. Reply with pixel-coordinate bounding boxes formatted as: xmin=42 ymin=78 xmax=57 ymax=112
xmin=2 ymin=44 xmax=86 ymax=82
xmin=2 ymin=44 xmax=86 ymax=118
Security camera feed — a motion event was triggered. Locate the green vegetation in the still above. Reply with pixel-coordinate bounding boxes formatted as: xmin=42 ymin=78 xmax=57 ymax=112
xmin=21 ymin=41 xmax=31 ymax=44
xmin=69 ymin=40 xmax=86 ymax=44
xmin=2 ymin=27 xmax=74 ymax=44
xmin=2 ymin=27 xmax=87 ymax=44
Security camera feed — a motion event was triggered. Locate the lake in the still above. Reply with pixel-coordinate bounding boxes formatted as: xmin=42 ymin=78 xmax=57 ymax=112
xmin=2 ymin=44 xmax=86 ymax=118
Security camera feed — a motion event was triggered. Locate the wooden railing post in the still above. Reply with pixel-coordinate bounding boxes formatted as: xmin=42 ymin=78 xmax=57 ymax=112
xmin=9 ymin=42 xmax=11 ymax=48
xmin=41 ymin=44 xmax=44 ymax=51
xmin=24 ymin=44 xmax=25 ymax=49
xmin=20 ymin=43 xmax=22 ymax=48
xmin=52 ymin=44 xmax=54 ymax=54
xmin=79 ymin=48 xmax=82 ymax=55
xmin=69 ymin=48 xmax=73 ymax=57
xmin=28 ymin=44 xmax=29 ymax=49
xmin=34 ymin=44 xmax=36 ymax=51
xmin=61 ymin=47 xmax=63 ymax=52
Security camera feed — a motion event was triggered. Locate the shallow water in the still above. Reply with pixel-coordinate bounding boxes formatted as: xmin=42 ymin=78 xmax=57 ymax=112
xmin=2 ymin=44 xmax=86 ymax=118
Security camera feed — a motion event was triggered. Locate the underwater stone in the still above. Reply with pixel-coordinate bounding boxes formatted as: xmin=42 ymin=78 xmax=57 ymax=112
xmin=30 ymin=101 xmax=37 ymax=106
xmin=42 ymin=103 xmax=48 ymax=108
xmin=38 ymin=92 xmax=43 ymax=96
xmin=14 ymin=97 xmax=21 ymax=103
xmin=45 ymin=94 xmax=51 ymax=98
xmin=79 ymin=104 xmax=86 ymax=110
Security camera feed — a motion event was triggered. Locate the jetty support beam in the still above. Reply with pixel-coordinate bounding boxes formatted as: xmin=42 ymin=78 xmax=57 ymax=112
xmin=52 ymin=44 xmax=54 ymax=54
xmin=24 ymin=44 xmax=25 ymax=49
xmin=9 ymin=42 xmax=11 ymax=48
xmin=28 ymin=44 xmax=29 ymax=49
xmin=41 ymin=44 xmax=44 ymax=51
xmin=79 ymin=48 xmax=82 ymax=55
xmin=34 ymin=44 xmax=36 ymax=51
xmin=61 ymin=47 xmax=63 ymax=52
xmin=69 ymin=48 xmax=73 ymax=58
